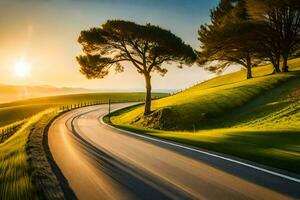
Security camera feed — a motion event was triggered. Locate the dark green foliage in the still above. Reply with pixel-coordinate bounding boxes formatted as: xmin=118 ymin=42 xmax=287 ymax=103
xmin=199 ymin=0 xmax=300 ymax=76
xmin=247 ymin=0 xmax=300 ymax=72
xmin=198 ymin=0 xmax=261 ymax=79
xmin=77 ymin=20 xmax=196 ymax=115
xmin=210 ymin=0 xmax=233 ymax=26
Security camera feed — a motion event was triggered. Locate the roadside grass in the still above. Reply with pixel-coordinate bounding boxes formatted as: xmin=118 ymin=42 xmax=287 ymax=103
xmin=0 ymin=109 xmax=56 ymax=200
xmin=0 ymin=92 xmax=167 ymax=127
xmin=109 ymin=124 xmax=300 ymax=174
xmin=0 ymin=92 xmax=168 ymax=199
xmin=26 ymin=110 xmax=66 ymax=200
xmin=109 ymin=58 xmax=300 ymax=174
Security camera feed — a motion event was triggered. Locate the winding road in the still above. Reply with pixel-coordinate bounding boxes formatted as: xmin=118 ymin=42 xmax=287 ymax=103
xmin=48 ymin=103 xmax=300 ymax=200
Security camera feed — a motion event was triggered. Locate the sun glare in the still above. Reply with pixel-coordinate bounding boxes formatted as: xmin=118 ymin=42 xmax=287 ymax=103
xmin=15 ymin=60 xmax=30 ymax=77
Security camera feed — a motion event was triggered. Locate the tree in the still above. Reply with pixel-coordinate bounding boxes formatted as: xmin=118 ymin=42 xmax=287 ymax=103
xmin=247 ymin=0 xmax=300 ymax=72
xmin=198 ymin=0 xmax=261 ymax=79
xmin=210 ymin=0 xmax=234 ymax=26
xmin=252 ymin=22 xmax=282 ymax=73
xmin=77 ymin=20 xmax=196 ymax=115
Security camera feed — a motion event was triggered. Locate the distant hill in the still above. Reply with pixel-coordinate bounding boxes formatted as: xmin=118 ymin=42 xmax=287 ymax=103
xmin=0 ymin=84 xmax=174 ymax=103
xmin=0 ymin=84 xmax=96 ymax=103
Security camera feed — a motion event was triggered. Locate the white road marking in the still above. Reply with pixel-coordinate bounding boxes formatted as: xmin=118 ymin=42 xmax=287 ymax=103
xmin=99 ymin=112 xmax=300 ymax=184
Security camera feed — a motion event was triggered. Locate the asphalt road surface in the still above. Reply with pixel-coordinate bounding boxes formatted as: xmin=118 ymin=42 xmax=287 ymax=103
xmin=48 ymin=103 xmax=300 ymax=200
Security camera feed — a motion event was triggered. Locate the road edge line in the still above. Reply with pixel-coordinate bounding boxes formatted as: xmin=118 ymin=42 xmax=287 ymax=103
xmin=99 ymin=113 xmax=300 ymax=184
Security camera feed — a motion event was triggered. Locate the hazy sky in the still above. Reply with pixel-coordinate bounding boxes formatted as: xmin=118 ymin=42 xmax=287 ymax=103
xmin=0 ymin=0 xmax=221 ymax=90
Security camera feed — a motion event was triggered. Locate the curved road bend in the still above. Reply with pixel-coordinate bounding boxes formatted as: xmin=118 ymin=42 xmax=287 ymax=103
xmin=48 ymin=103 xmax=300 ymax=200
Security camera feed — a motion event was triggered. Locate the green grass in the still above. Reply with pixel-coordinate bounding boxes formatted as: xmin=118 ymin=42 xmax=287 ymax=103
xmin=110 ymin=58 xmax=300 ymax=174
xmin=0 ymin=92 xmax=167 ymax=127
xmin=0 ymin=109 xmax=57 ymax=200
xmin=0 ymin=120 xmax=25 ymax=134
xmin=108 ymin=125 xmax=300 ymax=174
xmin=0 ymin=92 xmax=168 ymax=199
xmin=216 ymin=76 xmax=300 ymax=130
xmin=26 ymin=110 xmax=66 ymax=200
xmin=112 ymin=71 xmax=295 ymax=130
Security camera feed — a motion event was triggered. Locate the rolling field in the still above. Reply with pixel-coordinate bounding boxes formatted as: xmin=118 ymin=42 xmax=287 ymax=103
xmin=109 ymin=58 xmax=300 ymax=174
xmin=0 ymin=92 xmax=171 ymax=199
xmin=0 ymin=109 xmax=56 ymax=200
xmin=0 ymin=92 xmax=167 ymax=127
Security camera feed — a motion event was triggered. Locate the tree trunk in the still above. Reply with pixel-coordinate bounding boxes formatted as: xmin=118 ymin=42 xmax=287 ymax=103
xmin=271 ymin=56 xmax=281 ymax=74
xmin=282 ymin=54 xmax=289 ymax=72
xmin=144 ymin=74 xmax=152 ymax=116
xmin=273 ymin=63 xmax=281 ymax=73
xmin=269 ymin=55 xmax=281 ymax=74
xmin=246 ymin=54 xmax=252 ymax=79
xmin=246 ymin=65 xmax=252 ymax=79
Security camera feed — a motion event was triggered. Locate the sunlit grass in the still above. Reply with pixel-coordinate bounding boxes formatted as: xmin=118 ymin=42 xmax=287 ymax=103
xmin=0 ymin=92 xmax=167 ymax=126
xmin=0 ymin=105 xmax=51 ymax=127
xmin=112 ymin=59 xmax=300 ymax=129
xmin=0 ymin=120 xmax=25 ymax=134
xmin=0 ymin=92 xmax=169 ymax=199
xmin=146 ymin=128 xmax=300 ymax=173
xmin=0 ymin=109 xmax=56 ymax=200
xmin=110 ymin=58 xmax=300 ymax=173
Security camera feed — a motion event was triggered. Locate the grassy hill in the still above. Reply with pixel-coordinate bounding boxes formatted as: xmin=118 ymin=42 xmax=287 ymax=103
xmin=113 ymin=59 xmax=300 ymax=130
xmin=0 ymin=92 xmax=167 ymax=127
xmin=109 ymin=58 xmax=300 ymax=174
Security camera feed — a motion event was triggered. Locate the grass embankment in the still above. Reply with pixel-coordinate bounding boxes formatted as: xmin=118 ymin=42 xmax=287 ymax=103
xmin=0 ymin=109 xmax=63 ymax=200
xmin=0 ymin=92 xmax=167 ymax=127
xmin=109 ymin=58 xmax=300 ymax=174
xmin=26 ymin=110 xmax=68 ymax=200
xmin=0 ymin=93 xmax=167 ymax=199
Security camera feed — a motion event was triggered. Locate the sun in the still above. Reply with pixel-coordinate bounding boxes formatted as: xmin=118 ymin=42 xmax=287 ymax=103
xmin=15 ymin=60 xmax=30 ymax=77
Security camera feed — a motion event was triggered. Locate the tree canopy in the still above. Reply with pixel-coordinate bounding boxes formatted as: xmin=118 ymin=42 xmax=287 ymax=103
xmin=198 ymin=0 xmax=261 ymax=79
xmin=198 ymin=0 xmax=300 ymax=77
xmin=247 ymin=0 xmax=300 ymax=72
xmin=77 ymin=20 xmax=196 ymax=115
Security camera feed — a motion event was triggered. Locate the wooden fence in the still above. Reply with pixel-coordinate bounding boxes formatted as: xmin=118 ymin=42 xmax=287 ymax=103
xmin=0 ymin=124 xmax=23 ymax=143
xmin=0 ymin=98 xmax=155 ymax=143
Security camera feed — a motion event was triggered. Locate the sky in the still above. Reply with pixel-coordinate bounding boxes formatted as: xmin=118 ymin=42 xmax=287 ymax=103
xmin=0 ymin=0 xmax=222 ymax=91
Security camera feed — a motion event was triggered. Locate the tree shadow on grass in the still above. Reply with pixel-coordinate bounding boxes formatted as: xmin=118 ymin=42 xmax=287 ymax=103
xmin=159 ymin=129 xmax=300 ymax=174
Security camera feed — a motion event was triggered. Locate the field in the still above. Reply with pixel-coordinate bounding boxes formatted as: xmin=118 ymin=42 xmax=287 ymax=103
xmin=0 ymin=92 xmax=170 ymax=199
xmin=0 ymin=92 xmax=167 ymax=127
xmin=0 ymin=109 xmax=56 ymax=200
xmin=109 ymin=58 xmax=300 ymax=174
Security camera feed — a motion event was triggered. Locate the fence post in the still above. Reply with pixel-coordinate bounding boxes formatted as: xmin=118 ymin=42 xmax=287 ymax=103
xmin=0 ymin=130 xmax=3 ymax=142
xmin=108 ymin=99 xmax=111 ymax=122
